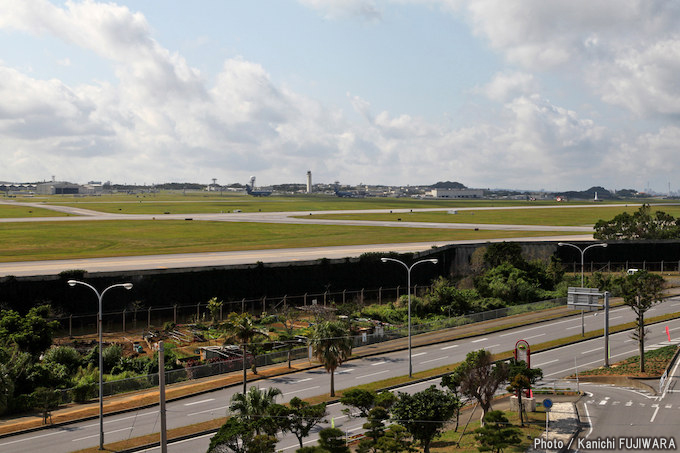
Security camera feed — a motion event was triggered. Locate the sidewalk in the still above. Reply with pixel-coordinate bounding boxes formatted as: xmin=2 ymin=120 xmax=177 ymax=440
xmin=2 ymin=287 xmax=678 ymax=438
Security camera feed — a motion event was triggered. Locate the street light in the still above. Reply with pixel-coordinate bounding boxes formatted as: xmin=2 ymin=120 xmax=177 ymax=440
xmin=557 ymin=242 xmax=608 ymax=287
xmin=557 ymin=242 xmax=607 ymax=337
xmin=381 ymin=257 xmax=438 ymax=378
xmin=68 ymin=280 xmax=133 ymax=450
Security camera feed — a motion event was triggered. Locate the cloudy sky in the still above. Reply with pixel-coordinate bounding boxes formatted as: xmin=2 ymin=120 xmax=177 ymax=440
xmin=1 ymin=0 xmax=679 ymax=192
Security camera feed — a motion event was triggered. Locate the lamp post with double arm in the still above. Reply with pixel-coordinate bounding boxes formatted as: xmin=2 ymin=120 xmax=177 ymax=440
xmin=381 ymin=257 xmax=438 ymax=378
xmin=68 ymin=280 xmax=133 ymax=450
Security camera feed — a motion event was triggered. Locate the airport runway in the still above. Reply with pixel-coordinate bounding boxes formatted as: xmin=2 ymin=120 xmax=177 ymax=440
xmin=0 ymin=200 xmax=593 ymax=276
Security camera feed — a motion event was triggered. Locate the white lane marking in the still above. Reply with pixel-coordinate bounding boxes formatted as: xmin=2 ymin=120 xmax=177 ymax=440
xmin=523 ymin=333 xmax=546 ymax=341
xmin=188 ymin=405 xmax=229 ymax=417
xmin=440 ymin=345 xmax=459 ymax=350
xmin=73 ymin=427 xmax=134 ymax=442
xmin=566 ymin=325 xmax=581 ymax=330
xmin=284 ymin=386 xmax=320 ymax=396
xmin=584 ymin=397 xmax=594 ymax=439
xmin=0 ymin=431 xmax=62 ymax=448
xmin=295 ymin=377 xmax=313 ymax=383
xmin=651 ymin=405 xmax=661 ymax=423
xmin=421 ymin=356 xmax=448 ymax=364
xmin=610 ymin=316 xmax=623 ymax=320
xmin=356 ymin=370 xmax=391 ymax=380
xmin=82 ymin=411 xmax=157 ymax=428
xmin=184 ymin=398 xmax=215 ymax=406
xmin=545 ymin=358 xmax=602 ymax=377
xmin=371 ymin=361 xmax=387 ymax=366
xmin=337 ymin=368 xmax=354 ymax=374
xmin=626 ymin=401 xmax=633 ymax=407
xmin=610 ymin=350 xmax=637 ymax=358
xmin=411 ymin=352 xmax=427 ymax=357
xmin=487 ymin=344 xmax=500 ymax=349
xmin=534 ymin=359 xmax=559 ymax=367
xmin=471 ymin=338 xmax=488 ymax=343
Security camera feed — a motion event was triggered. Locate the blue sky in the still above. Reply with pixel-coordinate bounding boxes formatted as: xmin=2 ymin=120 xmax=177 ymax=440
xmin=1 ymin=0 xmax=679 ymax=192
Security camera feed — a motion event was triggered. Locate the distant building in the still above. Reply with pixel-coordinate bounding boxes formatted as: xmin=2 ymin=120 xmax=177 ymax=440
xmin=429 ymin=188 xmax=484 ymax=199
xmin=36 ymin=181 xmax=80 ymax=195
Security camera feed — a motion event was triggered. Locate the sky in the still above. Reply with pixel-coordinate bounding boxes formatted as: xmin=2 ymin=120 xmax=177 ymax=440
xmin=1 ymin=1 xmax=680 ymax=192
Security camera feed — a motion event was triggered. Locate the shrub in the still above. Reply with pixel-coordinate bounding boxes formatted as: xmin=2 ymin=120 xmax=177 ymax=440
xmin=43 ymin=346 xmax=83 ymax=370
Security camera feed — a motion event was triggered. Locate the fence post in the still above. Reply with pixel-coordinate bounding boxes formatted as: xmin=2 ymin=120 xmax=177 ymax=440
xmin=573 ymin=261 xmax=576 ymax=273
xmin=242 ymin=298 xmax=245 ymax=313
xmin=174 ymin=305 xmax=177 ymax=324
xmin=122 ymin=309 xmax=126 ymax=333
xmin=590 ymin=261 xmax=593 ymax=273
xmin=396 ymin=285 xmax=400 ymax=299
xmin=324 ymin=291 xmax=327 ymax=306
xmin=262 ymin=296 xmax=266 ymax=314
xmin=196 ymin=303 xmax=200 ymax=321
xmin=343 ymin=290 xmax=346 ymax=304
xmin=69 ymin=314 xmax=73 ymax=338
xmin=626 ymin=260 xmax=628 ymax=270
xmin=361 ymin=288 xmax=364 ymax=305
xmin=608 ymin=261 xmax=611 ymax=272
xmin=662 ymin=261 xmax=664 ymax=273
xmin=148 ymin=307 xmax=152 ymax=329
xmin=220 ymin=304 xmax=223 ymax=321
xmin=378 ymin=287 xmax=382 ymax=304
xmin=414 ymin=284 xmax=418 ymax=297
xmin=283 ymin=295 xmax=287 ymax=309
xmin=643 ymin=260 xmax=646 ymax=270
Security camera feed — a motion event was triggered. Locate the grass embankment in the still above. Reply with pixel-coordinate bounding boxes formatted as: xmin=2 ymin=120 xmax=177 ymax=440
xmin=305 ymin=205 xmax=680 ymax=227
xmin=0 ymin=220 xmax=578 ymax=262
xmin=577 ymin=344 xmax=678 ymax=377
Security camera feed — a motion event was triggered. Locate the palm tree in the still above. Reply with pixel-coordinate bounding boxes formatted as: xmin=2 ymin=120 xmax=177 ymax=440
xmin=229 ymin=386 xmax=283 ymax=435
xmin=224 ymin=313 xmax=269 ymax=394
xmin=309 ymin=321 xmax=353 ymax=397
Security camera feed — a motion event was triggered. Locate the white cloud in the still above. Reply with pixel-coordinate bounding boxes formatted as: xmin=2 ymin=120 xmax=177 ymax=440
xmin=478 ymin=72 xmax=537 ymax=102
xmin=297 ymin=0 xmax=382 ymax=21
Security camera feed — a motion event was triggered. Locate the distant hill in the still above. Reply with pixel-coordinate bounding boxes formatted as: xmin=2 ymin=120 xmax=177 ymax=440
xmin=556 ymin=186 xmax=622 ymax=200
xmin=430 ymin=181 xmax=467 ymax=189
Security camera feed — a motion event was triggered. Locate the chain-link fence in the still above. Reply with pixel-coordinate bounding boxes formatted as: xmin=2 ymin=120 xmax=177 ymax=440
xmin=57 ymin=296 xmax=567 ymax=403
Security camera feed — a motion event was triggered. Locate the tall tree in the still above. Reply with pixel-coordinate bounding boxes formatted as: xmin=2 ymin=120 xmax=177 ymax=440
xmin=340 ymin=388 xmax=395 ymax=419
xmin=271 ymin=397 xmax=327 ymax=449
xmin=390 ymin=385 xmax=460 ymax=453
xmin=0 ymin=305 xmax=59 ymax=357
xmin=223 ymin=313 xmax=269 ymax=394
xmin=229 ymin=386 xmax=282 ymax=436
xmin=617 ymin=270 xmax=665 ymax=372
xmin=309 ymin=321 xmax=353 ymax=397
xmin=450 ymin=349 xmax=509 ymax=424
xmin=594 ymin=204 xmax=680 ymax=240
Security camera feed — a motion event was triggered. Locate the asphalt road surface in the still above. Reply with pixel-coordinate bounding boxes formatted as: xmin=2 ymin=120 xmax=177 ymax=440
xmin=4 ymin=297 xmax=680 ymax=453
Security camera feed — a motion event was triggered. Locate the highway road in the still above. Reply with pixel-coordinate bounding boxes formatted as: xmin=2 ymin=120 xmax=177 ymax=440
xmin=3 ymin=297 xmax=680 ymax=453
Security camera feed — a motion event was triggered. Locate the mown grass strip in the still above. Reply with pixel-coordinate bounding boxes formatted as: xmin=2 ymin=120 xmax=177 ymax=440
xmin=306 ymin=205 xmax=680 ymax=227
xmin=0 ymin=220 xmax=580 ymax=262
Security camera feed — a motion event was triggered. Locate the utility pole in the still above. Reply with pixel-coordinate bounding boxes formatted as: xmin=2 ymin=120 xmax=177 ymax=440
xmin=159 ymin=341 xmax=168 ymax=453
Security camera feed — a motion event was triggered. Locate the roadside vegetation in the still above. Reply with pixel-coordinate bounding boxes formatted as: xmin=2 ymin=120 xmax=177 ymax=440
xmin=577 ymin=344 xmax=677 ymax=378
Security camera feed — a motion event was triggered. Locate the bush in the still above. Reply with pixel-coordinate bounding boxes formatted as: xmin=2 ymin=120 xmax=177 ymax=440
xmin=70 ymin=382 xmax=96 ymax=403
xmin=43 ymin=346 xmax=83 ymax=370
xmin=102 ymin=344 xmax=123 ymax=373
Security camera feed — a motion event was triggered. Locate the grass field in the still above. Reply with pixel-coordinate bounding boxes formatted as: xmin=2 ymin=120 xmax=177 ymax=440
xmin=7 ymin=191 xmax=645 ymax=214
xmin=0 ymin=220 xmax=581 ymax=262
xmin=0 ymin=204 xmax=69 ymax=218
xmin=305 ymin=205 xmax=680 ymax=226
